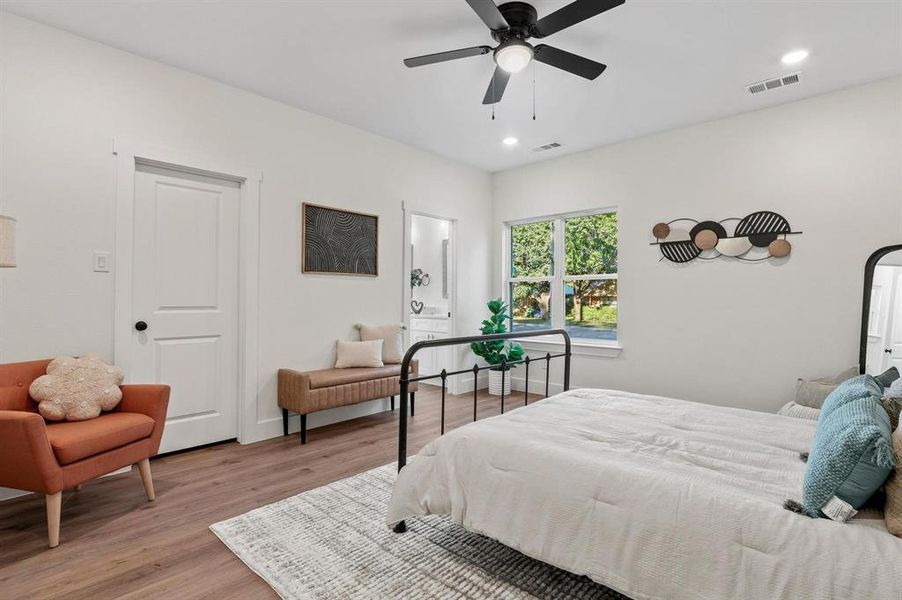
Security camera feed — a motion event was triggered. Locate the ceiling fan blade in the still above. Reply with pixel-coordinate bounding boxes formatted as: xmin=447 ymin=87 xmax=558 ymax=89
xmin=482 ymin=68 xmax=511 ymax=104
xmin=404 ymin=46 xmax=492 ymax=68
xmin=465 ymin=0 xmax=509 ymax=31
xmin=532 ymin=0 xmax=625 ymax=38
xmin=534 ymin=44 xmax=607 ymax=80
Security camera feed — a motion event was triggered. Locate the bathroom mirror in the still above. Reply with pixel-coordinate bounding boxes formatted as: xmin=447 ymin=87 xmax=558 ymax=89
xmin=410 ymin=214 xmax=451 ymax=317
xmin=860 ymin=244 xmax=902 ymax=375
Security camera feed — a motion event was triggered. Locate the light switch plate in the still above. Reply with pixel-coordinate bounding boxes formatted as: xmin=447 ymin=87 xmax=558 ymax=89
xmin=93 ymin=251 xmax=111 ymax=273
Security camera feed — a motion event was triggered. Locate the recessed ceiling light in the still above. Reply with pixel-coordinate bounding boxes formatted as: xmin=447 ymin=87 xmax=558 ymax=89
xmin=781 ymin=49 xmax=809 ymax=65
xmin=502 ymin=137 xmax=519 ymax=146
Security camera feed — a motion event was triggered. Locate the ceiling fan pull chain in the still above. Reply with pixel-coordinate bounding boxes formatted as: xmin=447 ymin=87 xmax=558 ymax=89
xmin=532 ymin=60 xmax=537 ymax=121
xmin=491 ymin=71 xmax=496 ymax=120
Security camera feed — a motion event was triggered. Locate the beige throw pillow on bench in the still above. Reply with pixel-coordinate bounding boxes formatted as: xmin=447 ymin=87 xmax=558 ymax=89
xmin=357 ymin=323 xmax=404 ymax=364
xmin=335 ymin=339 xmax=384 ymax=369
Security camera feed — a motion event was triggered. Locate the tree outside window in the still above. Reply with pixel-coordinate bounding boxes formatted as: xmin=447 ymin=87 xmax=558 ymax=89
xmin=507 ymin=210 xmax=617 ymax=341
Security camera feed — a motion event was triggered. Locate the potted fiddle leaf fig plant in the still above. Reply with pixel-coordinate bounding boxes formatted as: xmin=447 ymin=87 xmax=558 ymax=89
xmin=470 ymin=299 xmax=524 ymax=396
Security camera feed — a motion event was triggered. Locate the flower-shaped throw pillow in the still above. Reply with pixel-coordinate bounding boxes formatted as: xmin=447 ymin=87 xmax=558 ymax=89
xmin=29 ymin=353 xmax=125 ymax=421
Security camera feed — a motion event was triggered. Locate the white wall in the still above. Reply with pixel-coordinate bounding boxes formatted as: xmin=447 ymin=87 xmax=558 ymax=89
xmin=493 ymin=77 xmax=902 ymax=412
xmin=0 ymin=12 xmax=493 ymax=446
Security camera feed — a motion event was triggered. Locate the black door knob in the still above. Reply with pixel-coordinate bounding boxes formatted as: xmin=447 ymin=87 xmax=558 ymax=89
xmin=885 ymin=348 xmax=893 ymax=354
xmin=135 ymin=321 xmax=148 ymax=332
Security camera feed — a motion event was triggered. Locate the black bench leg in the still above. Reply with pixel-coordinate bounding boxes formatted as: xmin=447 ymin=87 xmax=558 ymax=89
xmin=300 ymin=414 xmax=307 ymax=445
xmin=411 ymin=392 xmax=416 ymax=417
xmin=282 ymin=409 xmax=289 ymax=436
xmin=391 ymin=396 xmax=395 ymax=411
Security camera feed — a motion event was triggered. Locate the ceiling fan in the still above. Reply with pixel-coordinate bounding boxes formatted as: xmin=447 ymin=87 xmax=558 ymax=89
xmin=403 ymin=0 xmax=625 ymax=105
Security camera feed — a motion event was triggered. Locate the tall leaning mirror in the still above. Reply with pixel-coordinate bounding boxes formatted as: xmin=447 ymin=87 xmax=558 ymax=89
xmin=861 ymin=244 xmax=902 ymax=380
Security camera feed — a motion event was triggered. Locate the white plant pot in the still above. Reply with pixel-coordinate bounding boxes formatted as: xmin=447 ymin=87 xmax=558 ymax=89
xmin=488 ymin=368 xmax=512 ymax=396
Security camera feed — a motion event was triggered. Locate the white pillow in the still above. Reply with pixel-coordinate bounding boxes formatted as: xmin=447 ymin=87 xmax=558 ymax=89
xmin=357 ymin=323 xmax=404 ymax=364
xmin=335 ymin=339 xmax=384 ymax=369
xmin=777 ymin=400 xmax=820 ymax=421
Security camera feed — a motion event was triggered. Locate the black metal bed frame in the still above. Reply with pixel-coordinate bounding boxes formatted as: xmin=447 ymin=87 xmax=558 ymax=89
xmin=393 ymin=329 xmax=572 ymax=533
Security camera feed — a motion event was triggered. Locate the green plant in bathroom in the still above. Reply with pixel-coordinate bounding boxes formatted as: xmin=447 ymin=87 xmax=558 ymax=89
xmin=470 ymin=299 xmax=523 ymax=371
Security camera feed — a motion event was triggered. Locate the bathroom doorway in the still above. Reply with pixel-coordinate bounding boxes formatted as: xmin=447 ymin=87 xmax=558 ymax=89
xmin=404 ymin=212 xmax=456 ymax=387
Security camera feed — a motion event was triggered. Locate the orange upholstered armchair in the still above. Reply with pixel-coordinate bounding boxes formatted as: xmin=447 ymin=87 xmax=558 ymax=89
xmin=0 ymin=359 xmax=169 ymax=547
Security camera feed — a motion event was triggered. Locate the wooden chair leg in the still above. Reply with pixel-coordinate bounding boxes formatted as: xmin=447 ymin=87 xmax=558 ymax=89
xmin=300 ymin=414 xmax=307 ymax=445
xmin=46 ymin=492 xmax=61 ymax=548
xmin=282 ymin=408 xmax=289 ymax=436
xmin=136 ymin=458 xmax=155 ymax=502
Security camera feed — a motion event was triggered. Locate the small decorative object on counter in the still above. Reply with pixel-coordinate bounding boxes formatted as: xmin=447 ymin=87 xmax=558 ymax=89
xmin=411 ymin=268 xmax=430 ymax=287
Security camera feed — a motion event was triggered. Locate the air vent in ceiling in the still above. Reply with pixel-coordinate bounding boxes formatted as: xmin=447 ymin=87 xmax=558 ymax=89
xmin=532 ymin=142 xmax=563 ymax=153
xmin=747 ymin=72 xmax=801 ymax=95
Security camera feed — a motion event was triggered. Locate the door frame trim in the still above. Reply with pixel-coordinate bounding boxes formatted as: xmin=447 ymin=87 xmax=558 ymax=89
xmin=113 ymin=139 xmax=262 ymax=446
xmin=401 ymin=206 xmax=460 ymax=394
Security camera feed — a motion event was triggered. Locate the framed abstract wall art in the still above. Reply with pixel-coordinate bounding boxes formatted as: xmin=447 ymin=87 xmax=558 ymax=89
xmin=302 ymin=203 xmax=378 ymax=276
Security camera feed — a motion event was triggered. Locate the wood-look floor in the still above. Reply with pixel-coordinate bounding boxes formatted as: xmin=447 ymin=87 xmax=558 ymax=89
xmin=0 ymin=387 xmax=539 ymax=599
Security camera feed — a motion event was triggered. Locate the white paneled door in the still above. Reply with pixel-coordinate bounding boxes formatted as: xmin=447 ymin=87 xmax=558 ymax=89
xmin=886 ymin=271 xmax=902 ymax=374
xmin=131 ymin=164 xmax=240 ymax=453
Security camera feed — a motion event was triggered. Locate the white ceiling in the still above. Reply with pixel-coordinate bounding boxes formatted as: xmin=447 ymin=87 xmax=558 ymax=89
xmin=3 ymin=1 xmax=901 ymax=172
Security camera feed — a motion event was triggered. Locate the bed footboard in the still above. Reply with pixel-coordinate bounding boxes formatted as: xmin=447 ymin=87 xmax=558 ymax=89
xmin=393 ymin=329 xmax=571 ymax=533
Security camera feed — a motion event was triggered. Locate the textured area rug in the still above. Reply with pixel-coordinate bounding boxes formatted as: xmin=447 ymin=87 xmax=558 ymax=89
xmin=211 ymin=464 xmax=628 ymax=599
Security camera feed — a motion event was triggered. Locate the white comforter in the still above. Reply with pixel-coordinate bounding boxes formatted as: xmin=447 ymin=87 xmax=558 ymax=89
xmin=387 ymin=389 xmax=902 ymax=600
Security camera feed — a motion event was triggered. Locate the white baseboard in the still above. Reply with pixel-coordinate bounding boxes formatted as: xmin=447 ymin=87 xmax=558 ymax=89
xmin=510 ymin=376 xmax=565 ymax=397
xmin=246 ymin=373 xmax=491 ymax=445
xmin=450 ymin=371 xmax=489 ymax=395
xmin=249 ymin=396 xmax=396 ymax=444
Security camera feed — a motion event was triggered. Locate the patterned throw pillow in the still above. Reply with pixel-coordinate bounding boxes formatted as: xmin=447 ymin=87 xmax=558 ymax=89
xmin=29 ymin=353 xmax=124 ymax=421
xmin=820 ymin=375 xmax=884 ymax=419
xmin=881 ymin=397 xmax=902 ymax=432
xmin=884 ymin=424 xmax=902 ymax=536
xmin=794 ymin=376 xmax=895 ymax=518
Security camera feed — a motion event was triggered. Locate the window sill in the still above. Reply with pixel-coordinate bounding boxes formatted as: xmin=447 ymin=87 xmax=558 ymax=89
xmin=513 ymin=336 xmax=622 ymax=359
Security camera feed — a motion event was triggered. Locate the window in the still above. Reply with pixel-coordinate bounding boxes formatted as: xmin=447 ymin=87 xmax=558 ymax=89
xmin=507 ymin=210 xmax=617 ymax=342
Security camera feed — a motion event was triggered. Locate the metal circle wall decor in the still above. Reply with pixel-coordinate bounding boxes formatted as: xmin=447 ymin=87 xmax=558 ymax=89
xmin=651 ymin=211 xmax=801 ymax=263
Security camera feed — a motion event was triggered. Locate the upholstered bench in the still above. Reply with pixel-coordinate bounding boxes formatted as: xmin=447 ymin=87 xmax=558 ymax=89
xmin=277 ymin=361 xmax=418 ymax=444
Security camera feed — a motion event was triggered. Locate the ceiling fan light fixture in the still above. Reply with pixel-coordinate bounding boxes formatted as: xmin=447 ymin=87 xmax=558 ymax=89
xmin=495 ymin=40 xmax=533 ymax=73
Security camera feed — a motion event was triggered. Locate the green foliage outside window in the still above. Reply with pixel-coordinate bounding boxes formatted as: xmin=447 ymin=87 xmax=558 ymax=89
xmin=564 ymin=213 xmax=617 ymax=322
xmin=511 ymin=221 xmax=553 ymax=277
xmin=509 ymin=212 xmax=618 ymax=332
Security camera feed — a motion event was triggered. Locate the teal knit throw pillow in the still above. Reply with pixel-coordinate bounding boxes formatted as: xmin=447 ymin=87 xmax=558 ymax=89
xmin=819 ymin=374 xmax=884 ymax=420
xmin=799 ymin=393 xmax=894 ymax=518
